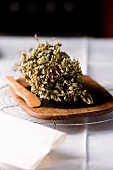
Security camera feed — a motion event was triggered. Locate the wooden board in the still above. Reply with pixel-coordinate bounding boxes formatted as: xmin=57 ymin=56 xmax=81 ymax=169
xmin=8 ymin=76 xmax=113 ymax=120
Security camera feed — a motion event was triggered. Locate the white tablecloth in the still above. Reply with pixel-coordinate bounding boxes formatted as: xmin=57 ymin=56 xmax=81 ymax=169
xmin=0 ymin=36 xmax=113 ymax=170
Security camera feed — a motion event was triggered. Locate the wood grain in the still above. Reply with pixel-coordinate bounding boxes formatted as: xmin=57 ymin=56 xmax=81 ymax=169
xmin=4 ymin=76 xmax=41 ymax=108
xmin=7 ymin=75 xmax=113 ymax=120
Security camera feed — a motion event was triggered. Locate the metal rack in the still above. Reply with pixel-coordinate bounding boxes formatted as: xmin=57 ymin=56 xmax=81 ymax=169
xmin=1 ymin=81 xmax=113 ymax=128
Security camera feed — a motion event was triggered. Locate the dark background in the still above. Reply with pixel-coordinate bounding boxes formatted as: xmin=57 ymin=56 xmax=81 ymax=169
xmin=0 ymin=0 xmax=113 ymax=37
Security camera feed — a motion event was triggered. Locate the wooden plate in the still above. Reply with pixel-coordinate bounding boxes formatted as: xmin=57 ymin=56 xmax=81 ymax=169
xmin=8 ymin=76 xmax=113 ymax=120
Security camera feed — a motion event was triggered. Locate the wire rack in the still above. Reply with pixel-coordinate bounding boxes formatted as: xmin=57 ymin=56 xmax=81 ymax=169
xmin=1 ymin=81 xmax=113 ymax=128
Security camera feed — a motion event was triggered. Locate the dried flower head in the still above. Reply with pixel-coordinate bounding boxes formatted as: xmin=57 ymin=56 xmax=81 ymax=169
xmin=21 ymin=36 xmax=93 ymax=104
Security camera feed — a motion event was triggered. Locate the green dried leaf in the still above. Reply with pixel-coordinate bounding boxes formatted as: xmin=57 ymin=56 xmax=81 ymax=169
xmin=20 ymin=36 xmax=93 ymax=105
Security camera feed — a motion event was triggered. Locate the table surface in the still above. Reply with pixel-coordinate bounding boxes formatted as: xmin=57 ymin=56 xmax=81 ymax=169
xmin=0 ymin=35 xmax=113 ymax=170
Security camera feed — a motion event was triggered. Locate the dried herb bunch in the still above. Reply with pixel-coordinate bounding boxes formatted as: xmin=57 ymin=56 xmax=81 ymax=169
xmin=21 ymin=36 xmax=93 ymax=104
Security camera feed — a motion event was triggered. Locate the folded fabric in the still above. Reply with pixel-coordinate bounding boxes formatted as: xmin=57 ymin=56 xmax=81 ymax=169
xmin=0 ymin=111 xmax=67 ymax=170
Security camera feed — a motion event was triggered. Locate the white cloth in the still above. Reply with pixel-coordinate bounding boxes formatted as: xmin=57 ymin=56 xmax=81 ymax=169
xmin=0 ymin=111 xmax=66 ymax=170
xmin=51 ymin=125 xmax=88 ymax=170
xmin=87 ymin=118 xmax=113 ymax=170
xmin=0 ymin=36 xmax=89 ymax=170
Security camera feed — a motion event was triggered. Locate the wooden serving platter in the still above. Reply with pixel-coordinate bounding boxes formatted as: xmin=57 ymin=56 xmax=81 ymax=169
xmin=8 ymin=76 xmax=113 ymax=120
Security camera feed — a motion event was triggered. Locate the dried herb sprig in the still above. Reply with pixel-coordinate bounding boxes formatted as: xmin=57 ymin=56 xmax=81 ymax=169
xmin=21 ymin=36 xmax=93 ymax=104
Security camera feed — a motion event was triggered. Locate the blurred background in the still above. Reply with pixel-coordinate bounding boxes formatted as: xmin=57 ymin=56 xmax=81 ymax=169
xmin=0 ymin=0 xmax=113 ymax=37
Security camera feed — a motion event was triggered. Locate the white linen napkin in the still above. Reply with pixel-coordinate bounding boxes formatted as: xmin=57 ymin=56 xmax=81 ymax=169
xmin=0 ymin=111 xmax=66 ymax=170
